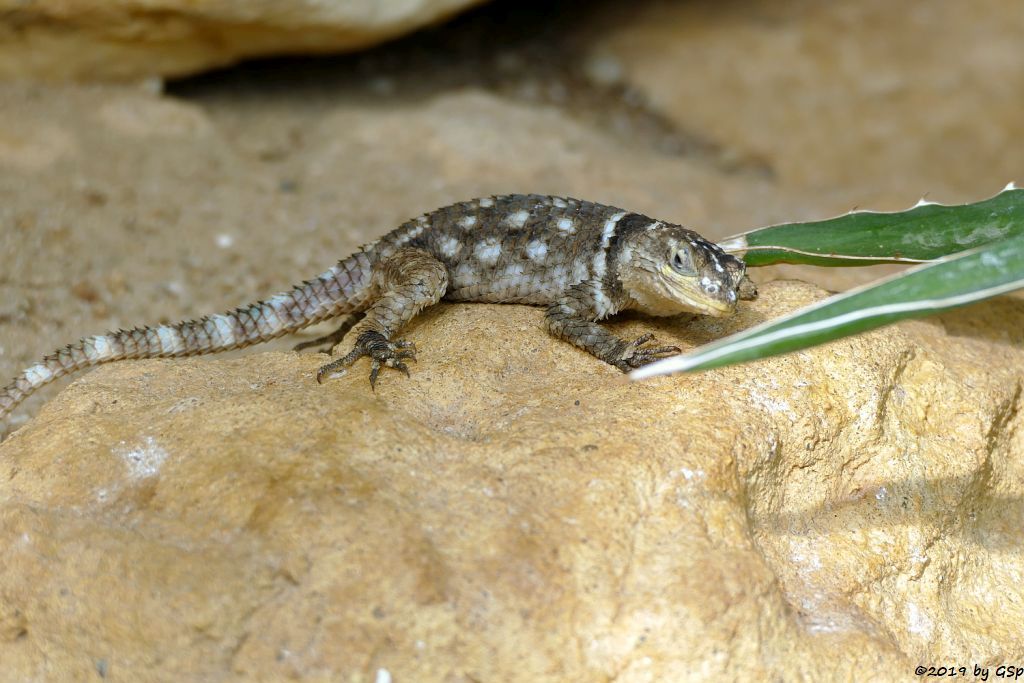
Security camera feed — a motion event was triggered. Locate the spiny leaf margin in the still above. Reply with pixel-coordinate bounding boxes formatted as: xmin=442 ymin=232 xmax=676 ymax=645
xmin=719 ymin=185 xmax=1023 ymax=267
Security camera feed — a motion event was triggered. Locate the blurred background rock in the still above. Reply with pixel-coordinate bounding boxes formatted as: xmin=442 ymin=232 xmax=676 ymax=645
xmin=1 ymin=0 xmax=1022 ymax=679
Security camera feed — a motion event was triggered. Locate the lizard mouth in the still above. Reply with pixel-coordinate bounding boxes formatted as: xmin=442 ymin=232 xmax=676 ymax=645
xmin=695 ymin=299 xmax=737 ymax=316
xmin=660 ymin=267 xmax=738 ymax=317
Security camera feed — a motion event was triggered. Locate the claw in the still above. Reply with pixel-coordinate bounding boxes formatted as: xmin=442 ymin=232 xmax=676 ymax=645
xmin=390 ymin=360 xmax=411 ymax=377
xmin=615 ymin=333 xmax=681 ymax=371
xmin=316 ymin=357 xmax=348 ymax=384
xmin=631 ymin=333 xmax=655 ymax=348
xmin=317 ymin=329 xmax=418 ymax=388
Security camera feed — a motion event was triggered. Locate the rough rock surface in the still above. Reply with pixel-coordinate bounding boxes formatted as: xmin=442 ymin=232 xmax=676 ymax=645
xmin=2 ymin=282 xmax=1023 ymax=680
xmin=0 ymin=0 xmax=486 ymax=81
xmin=2 ymin=0 xmax=1023 ymax=679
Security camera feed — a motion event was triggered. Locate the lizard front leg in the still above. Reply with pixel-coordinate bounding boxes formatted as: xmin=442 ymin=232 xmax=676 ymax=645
xmin=544 ymin=281 xmax=680 ymax=371
xmin=316 ymin=248 xmax=448 ymax=387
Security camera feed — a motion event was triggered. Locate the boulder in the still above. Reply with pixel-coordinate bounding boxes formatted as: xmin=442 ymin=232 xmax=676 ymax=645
xmin=0 ymin=0 xmax=486 ymax=81
xmin=2 ymin=281 xmax=1023 ymax=680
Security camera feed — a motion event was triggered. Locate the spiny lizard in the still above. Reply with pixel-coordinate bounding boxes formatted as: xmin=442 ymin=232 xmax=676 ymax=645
xmin=0 ymin=194 xmax=756 ymax=422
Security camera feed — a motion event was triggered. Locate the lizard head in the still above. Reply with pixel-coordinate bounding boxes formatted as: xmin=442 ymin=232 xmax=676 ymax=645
xmin=617 ymin=222 xmax=748 ymax=317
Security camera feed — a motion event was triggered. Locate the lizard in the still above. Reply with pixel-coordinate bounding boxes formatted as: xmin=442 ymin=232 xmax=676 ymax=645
xmin=0 ymin=194 xmax=757 ymax=423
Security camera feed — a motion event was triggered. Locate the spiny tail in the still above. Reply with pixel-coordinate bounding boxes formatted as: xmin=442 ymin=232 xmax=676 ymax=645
xmin=0 ymin=254 xmax=373 ymax=421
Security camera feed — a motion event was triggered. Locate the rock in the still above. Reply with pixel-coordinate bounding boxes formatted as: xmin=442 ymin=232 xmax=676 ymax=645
xmin=2 ymin=1 xmax=1024 ymax=677
xmin=0 ymin=0 xmax=487 ymax=81
xmin=2 ymin=281 xmax=1024 ymax=680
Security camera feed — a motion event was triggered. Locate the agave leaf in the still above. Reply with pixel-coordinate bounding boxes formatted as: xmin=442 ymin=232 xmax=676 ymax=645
xmin=630 ymin=236 xmax=1024 ymax=380
xmin=719 ymin=185 xmax=1023 ymax=267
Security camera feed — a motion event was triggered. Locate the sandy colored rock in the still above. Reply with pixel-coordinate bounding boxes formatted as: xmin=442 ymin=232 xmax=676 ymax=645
xmin=1 ymin=0 xmax=1023 ymax=678
xmin=0 ymin=0 xmax=486 ymax=81
xmin=1 ymin=281 xmax=1023 ymax=680
xmin=597 ymin=0 xmax=1024 ymax=205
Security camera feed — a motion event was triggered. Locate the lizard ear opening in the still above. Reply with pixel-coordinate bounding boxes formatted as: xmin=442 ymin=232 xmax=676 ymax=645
xmin=670 ymin=248 xmax=696 ymax=276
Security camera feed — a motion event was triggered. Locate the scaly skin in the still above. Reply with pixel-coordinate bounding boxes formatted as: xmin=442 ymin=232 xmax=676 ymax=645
xmin=0 ymin=194 xmax=756 ymax=422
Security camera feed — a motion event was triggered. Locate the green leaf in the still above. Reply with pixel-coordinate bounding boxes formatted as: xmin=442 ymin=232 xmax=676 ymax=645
xmin=719 ymin=185 xmax=1024 ymax=266
xmin=630 ymin=236 xmax=1024 ymax=380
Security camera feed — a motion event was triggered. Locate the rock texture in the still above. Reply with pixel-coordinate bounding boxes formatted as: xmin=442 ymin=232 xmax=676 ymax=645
xmin=1 ymin=0 xmax=1023 ymax=679
xmin=1 ymin=282 xmax=1023 ymax=680
xmin=0 ymin=0 xmax=486 ymax=81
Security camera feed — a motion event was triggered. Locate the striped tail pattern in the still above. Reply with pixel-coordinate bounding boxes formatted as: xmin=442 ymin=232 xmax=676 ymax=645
xmin=0 ymin=254 xmax=373 ymax=421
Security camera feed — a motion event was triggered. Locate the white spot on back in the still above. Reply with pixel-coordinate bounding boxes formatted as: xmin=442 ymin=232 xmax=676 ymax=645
xmin=459 ymin=215 xmax=477 ymax=229
xmin=454 ymin=262 xmax=479 ymax=287
xmin=438 ymin=235 xmax=461 ymax=258
xmin=506 ymin=209 xmax=529 ymax=228
xmin=478 ymin=197 xmax=494 ymax=208
xmin=525 ymin=240 xmax=548 ymax=261
xmin=550 ymin=265 xmax=569 ymax=287
xmin=400 ymin=223 xmax=425 ymax=243
xmin=502 ymin=263 xmax=525 ymax=280
xmin=556 ymin=217 xmax=575 ymax=233
xmin=552 ymin=197 xmax=568 ymax=208
xmin=475 ymin=239 xmax=502 ymax=265
xmin=572 ymin=258 xmax=589 ymax=282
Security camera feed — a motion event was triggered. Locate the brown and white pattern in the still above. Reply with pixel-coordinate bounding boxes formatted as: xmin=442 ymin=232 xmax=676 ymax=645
xmin=1 ymin=194 xmax=755 ymax=421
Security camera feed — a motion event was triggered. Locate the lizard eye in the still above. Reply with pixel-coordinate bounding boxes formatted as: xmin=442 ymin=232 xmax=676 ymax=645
xmin=670 ymin=248 xmax=696 ymax=275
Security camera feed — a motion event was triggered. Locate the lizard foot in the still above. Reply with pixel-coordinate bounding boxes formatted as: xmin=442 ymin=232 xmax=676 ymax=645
xmin=612 ymin=333 xmax=681 ymax=371
xmin=316 ymin=330 xmax=417 ymax=388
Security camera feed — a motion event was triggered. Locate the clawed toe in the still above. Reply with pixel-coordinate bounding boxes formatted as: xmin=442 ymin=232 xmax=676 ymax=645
xmin=614 ymin=333 xmax=681 ymax=371
xmin=317 ymin=330 xmax=418 ymax=388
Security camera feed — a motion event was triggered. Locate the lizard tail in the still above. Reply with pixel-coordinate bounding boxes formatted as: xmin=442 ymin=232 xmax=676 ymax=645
xmin=0 ymin=255 xmax=373 ymax=421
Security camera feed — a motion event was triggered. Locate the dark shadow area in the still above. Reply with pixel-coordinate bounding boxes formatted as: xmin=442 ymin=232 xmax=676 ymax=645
xmin=167 ymin=0 xmax=774 ymax=178
xmin=935 ymin=295 xmax=1024 ymax=348
xmin=753 ymin=469 xmax=1024 ymax=550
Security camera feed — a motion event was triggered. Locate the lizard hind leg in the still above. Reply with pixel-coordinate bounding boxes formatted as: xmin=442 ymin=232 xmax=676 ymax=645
xmin=317 ymin=247 xmax=447 ymax=389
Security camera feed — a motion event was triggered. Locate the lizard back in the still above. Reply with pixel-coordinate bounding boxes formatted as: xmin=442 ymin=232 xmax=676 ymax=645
xmin=372 ymin=194 xmax=633 ymax=305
